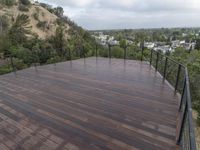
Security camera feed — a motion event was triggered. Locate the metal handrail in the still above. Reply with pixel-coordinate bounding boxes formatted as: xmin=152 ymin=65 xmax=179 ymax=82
xmin=146 ymin=48 xmax=197 ymax=150
xmin=2 ymin=45 xmax=197 ymax=150
xmin=104 ymin=44 xmax=197 ymax=149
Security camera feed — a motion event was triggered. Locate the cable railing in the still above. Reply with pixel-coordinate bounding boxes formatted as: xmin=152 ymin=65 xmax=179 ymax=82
xmin=1 ymin=43 xmax=197 ymax=149
xmin=95 ymin=44 xmax=197 ymax=150
xmin=144 ymin=48 xmax=197 ymax=150
xmin=0 ymin=47 xmax=88 ymax=75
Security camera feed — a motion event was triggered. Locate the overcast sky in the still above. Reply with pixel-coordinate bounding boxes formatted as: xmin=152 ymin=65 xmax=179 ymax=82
xmin=38 ymin=0 xmax=200 ymax=30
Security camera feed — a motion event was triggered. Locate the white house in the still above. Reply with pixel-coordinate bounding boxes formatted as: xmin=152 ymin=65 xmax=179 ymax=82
xmin=154 ymin=45 xmax=173 ymax=53
xmin=144 ymin=42 xmax=155 ymax=49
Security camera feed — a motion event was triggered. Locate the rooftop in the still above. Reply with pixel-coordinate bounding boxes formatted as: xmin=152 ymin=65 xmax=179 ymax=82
xmin=0 ymin=57 xmax=180 ymax=150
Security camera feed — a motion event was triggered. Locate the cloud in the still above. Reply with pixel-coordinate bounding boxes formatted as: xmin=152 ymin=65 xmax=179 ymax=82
xmin=38 ymin=0 xmax=200 ymax=29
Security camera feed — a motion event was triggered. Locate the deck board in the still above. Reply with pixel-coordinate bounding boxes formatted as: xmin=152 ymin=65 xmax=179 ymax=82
xmin=0 ymin=57 xmax=180 ymax=150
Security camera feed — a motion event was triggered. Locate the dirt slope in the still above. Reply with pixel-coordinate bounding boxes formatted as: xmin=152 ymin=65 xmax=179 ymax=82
xmin=0 ymin=2 xmax=69 ymax=39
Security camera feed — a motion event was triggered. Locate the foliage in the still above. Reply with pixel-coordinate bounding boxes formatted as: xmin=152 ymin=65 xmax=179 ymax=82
xmin=119 ymin=39 xmax=127 ymax=49
xmin=53 ymin=27 xmax=65 ymax=57
xmin=0 ymin=64 xmax=13 ymax=75
xmin=127 ymin=44 xmax=143 ymax=60
xmin=111 ymin=46 xmax=124 ymax=58
xmin=195 ymin=39 xmax=200 ymax=50
xmin=0 ymin=1 xmax=98 ymax=75
xmin=0 ymin=0 xmax=15 ymax=6
xmin=56 ymin=18 xmax=64 ymax=26
xmin=36 ymin=21 xmax=47 ymax=30
xmin=0 ymin=15 xmax=9 ymax=31
xmin=168 ymin=48 xmax=200 ymax=124
xmin=53 ymin=7 xmax=64 ymax=17
xmin=9 ymin=46 xmax=37 ymax=65
xmin=18 ymin=4 xmax=29 ymax=11
xmin=9 ymin=14 xmax=31 ymax=45
xmin=19 ymin=0 xmax=30 ymax=5
xmin=0 ymin=34 xmax=11 ymax=53
xmin=33 ymin=13 xmax=39 ymax=20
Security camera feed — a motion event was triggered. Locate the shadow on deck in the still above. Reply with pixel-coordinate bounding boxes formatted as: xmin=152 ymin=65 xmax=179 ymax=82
xmin=0 ymin=57 xmax=180 ymax=150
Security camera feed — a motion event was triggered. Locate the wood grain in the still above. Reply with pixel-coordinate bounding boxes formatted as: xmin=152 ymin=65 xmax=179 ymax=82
xmin=0 ymin=57 xmax=180 ymax=150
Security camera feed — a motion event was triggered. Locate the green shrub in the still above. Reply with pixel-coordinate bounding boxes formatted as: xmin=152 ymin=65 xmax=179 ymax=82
xmin=0 ymin=0 xmax=16 ymax=6
xmin=56 ymin=18 xmax=64 ymax=26
xmin=18 ymin=4 xmax=29 ymax=11
xmin=0 ymin=64 xmax=13 ymax=75
xmin=111 ymin=46 xmax=124 ymax=58
xmin=47 ymin=56 xmax=62 ymax=64
xmin=36 ymin=21 xmax=47 ymax=30
xmin=13 ymin=58 xmax=27 ymax=70
xmin=19 ymin=0 xmax=30 ymax=5
xmin=10 ymin=46 xmax=37 ymax=66
xmin=0 ymin=15 xmax=9 ymax=31
xmin=33 ymin=13 xmax=39 ymax=20
xmin=0 ymin=57 xmax=27 ymax=75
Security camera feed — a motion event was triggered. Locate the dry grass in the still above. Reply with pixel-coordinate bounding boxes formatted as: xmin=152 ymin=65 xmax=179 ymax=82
xmin=0 ymin=3 xmax=70 ymax=39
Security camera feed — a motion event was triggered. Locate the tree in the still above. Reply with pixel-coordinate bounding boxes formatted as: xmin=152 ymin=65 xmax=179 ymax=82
xmin=19 ymin=0 xmax=30 ymax=5
xmin=54 ymin=7 xmax=64 ymax=17
xmin=10 ymin=46 xmax=36 ymax=65
xmin=119 ymin=39 xmax=127 ymax=49
xmin=112 ymin=46 xmax=124 ymax=58
xmin=9 ymin=14 xmax=31 ymax=45
xmin=53 ymin=27 xmax=66 ymax=57
xmin=0 ymin=34 xmax=11 ymax=54
xmin=195 ymin=39 xmax=200 ymax=50
xmin=0 ymin=0 xmax=16 ymax=6
xmin=0 ymin=15 xmax=9 ymax=34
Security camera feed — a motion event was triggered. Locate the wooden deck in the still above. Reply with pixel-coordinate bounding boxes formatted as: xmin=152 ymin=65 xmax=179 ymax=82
xmin=0 ymin=57 xmax=180 ymax=150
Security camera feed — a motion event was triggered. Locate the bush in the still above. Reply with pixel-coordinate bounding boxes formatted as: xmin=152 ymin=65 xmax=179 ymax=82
xmin=10 ymin=46 xmax=37 ymax=66
xmin=18 ymin=4 xmax=29 ymax=11
xmin=19 ymin=0 xmax=30 ymax=5
xmin=0 ymin=15 xmax=9 ymax=31
xmin=36 ymin=21 xmax=47 ymax=30
xmin=33 ymin=13 xmax=39 ymax=20
xmin=0 ymin=57 xmax=27 ymax=75
xmin=0 ymin=64 xmax=13 ymax=75
xmin=56 ymin=18 xmax=64 ymax=26
xmin=111 ymin=46 xmax=124 ymax=58
xmin=0 ymin=0 xmax=16 ymax=6
xmin=12 ymin=58 xmax=27 ymax=70
xmin=47 ymin=56 xmax=62 ymax=64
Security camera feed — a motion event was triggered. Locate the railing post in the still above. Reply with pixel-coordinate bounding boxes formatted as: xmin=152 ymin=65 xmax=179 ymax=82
xmin=10 ymin=55 xmax=15 ymax=72
xmin=80 ymin=48 xmax=82 ymax=58
xmin=141 ymin=43 xmax=144 ymax=61
xmin=83 ymin=46 xmax=85 ymax=59
xmin=177 ymin=101 xmax=187 ymax=144
xmin=124 ymin=47 xmax=127 ymax=60
xmin=108 ymin=44 xmax=111 ymax=59
xmin=175 ymin=64 xmax=182 ymax=92
xmin=163 ymin=57 xmax=168 ymax=80
xmin=185 ymin=69 xmax=197 ymax=150
xmin=95 ymin=44 xmax=98 ymax=58
xmin=150 ymin=49 xmax=153 ymax=66
xmin=69 ymin=49 xmax=72 ymax=60
xmin=179 ymin=78 xmax=186 ymax=111
xmin=155 ymin=52 xmax=159 ymax=71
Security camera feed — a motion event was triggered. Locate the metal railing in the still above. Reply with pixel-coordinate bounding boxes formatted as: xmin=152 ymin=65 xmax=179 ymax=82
xmin=95 ymin=44 xmax=197 ymax=150
xmin=2 ymin=44 xmax=197 ymax=149
xmin=142 ymin=47 xmax=197 ymax=150
xmin=1 ymin=47 xmax=87 ymax=74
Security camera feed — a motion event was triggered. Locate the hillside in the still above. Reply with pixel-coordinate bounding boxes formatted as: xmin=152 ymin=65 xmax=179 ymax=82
xmin=0 ymin=0 xmax=69 ymax=39
xmin=0 ymin=0 xmax=96 ymax=74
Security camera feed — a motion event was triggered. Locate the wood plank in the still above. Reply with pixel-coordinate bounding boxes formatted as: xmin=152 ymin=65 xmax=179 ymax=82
xmin=0 ymin=57 xmax=180 ymax=150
